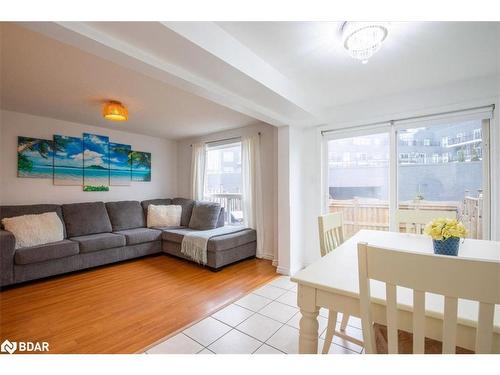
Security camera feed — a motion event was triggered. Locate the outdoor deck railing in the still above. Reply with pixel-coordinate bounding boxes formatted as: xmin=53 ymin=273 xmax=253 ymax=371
xmin=205 ymin=193 xmax=243 ymax=224
xmin=329 ymin=195 xmax=483 ymax=239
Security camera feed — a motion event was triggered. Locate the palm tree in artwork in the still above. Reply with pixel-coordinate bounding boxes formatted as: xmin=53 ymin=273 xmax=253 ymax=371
xmin=129 ymin=151 xmax=151 ymax=181
xmin=17 ymin=137 xmax=54 ymax=172
xmin=129 ymin=151 xmax=151 ymax=169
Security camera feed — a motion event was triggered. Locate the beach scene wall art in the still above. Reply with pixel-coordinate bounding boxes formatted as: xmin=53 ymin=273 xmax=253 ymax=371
xmin=53 ymin=135 xmax=83 ymax=185
xmin=16 ymin=132 xmax=151 ymax=191
xmin=131 ymin=151 xmax=151 ymax=182
xmin=83 ymin=133 xmax=110 ymax=192
xmin=17 ymin=136 xmax=54 ymax=179
xmin=109 ymin=142 xmax=132 ymax=186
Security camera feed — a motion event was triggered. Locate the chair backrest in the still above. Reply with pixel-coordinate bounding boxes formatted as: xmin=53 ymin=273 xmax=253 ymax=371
xmin=396 ymin=209 xmax=456 ymax=234
xmin=318 ymin=212 xmax=344 ymax=257
xmin=357 ymin=243 xmax=500 ymax=354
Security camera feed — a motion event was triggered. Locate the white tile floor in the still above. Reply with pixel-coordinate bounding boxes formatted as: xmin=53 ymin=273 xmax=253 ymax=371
xmin=144 ymin=276 xmax=363 ymax=354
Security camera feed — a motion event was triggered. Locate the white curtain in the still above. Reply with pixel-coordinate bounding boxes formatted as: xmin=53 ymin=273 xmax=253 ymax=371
xmin=242 ymin=135 xmax=264 ymax=258
xmin=191 ymin=142 xmax=206 ymax=200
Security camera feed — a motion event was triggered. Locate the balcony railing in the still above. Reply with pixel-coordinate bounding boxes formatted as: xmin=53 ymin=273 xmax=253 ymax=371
xmin=205 ymin=193 xmax=243 ymax=225
xmin=329 ymin=194 xmax=483 ymax=240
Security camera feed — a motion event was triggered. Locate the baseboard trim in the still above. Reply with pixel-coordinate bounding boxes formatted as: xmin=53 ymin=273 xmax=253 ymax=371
xmin=276 ymin=265 xmax=290 ymax=275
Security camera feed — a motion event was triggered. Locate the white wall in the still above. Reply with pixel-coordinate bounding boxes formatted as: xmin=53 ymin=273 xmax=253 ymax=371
xmin=276 ymin=126 xmax=291 ymax=274
xmin=0 ymin=110 xmax=178 ymax=204
xmin=176 ymin=122 xmax=278 ymax=261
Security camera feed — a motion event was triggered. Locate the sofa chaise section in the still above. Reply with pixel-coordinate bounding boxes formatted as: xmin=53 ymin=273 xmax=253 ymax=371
xmin=161 ymin=227 xmax=257 ymax=270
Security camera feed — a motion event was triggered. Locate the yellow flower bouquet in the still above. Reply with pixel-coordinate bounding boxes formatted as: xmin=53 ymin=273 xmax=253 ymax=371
xmin=424 ymin=218 xmax=467 ymax=256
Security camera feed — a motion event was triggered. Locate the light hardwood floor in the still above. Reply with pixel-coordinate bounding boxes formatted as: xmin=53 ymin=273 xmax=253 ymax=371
xmin=0 ymin=255 xmax=277 ymax=353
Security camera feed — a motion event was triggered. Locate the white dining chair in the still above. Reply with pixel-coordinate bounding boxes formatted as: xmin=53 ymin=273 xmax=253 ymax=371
xmin=318 ymin=212 xmax=363 ymax=353
xmin=357 ymin=242 xmax=500 ymax=354
xmin=396 ymin=209 xmax=456 ymax=234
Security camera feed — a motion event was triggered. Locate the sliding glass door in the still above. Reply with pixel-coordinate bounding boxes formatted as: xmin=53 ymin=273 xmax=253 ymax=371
xmin=326 ymin=132 xmax=390 ymax=239
xmin=324 ymin=111 xmax=491 ymax=240
xmin=397 ymin=119 xmax=489 ymax=239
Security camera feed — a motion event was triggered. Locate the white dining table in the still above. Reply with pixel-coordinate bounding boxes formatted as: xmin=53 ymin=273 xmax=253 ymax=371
xmin=291 ymin=230 xmax=500 ymax=354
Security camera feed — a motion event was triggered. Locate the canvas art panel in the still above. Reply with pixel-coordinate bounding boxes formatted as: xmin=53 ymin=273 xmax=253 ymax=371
xmin=16 ymin=132 xmax=151 ymax=190
xmin=53 ymin=135 xmax=83 ymax=186
xmin=131 ymin=151 xmax=151 ymax=182
xmin=17 ymin=136 xmax=54 ymax=179
xmin=83 ymin=133 xmax=110 ymax=192
xmin=109 ymin=142 xmax=132 ymax=186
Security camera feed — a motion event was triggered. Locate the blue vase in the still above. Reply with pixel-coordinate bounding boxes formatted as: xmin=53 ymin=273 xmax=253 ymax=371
xmin=433 ymin=237 xmax=460 ymax=256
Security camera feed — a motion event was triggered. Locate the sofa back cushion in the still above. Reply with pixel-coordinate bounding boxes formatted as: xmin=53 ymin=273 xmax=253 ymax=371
xmin=172 ymin=198 xmax=195 ymax=226
xmin=217 ymin=207 xmax=225 ymax=228
xmin=106 ymin=201 xmax=145 ymax=231
xmin=141 ymin=199 xmax=172 ymax=218
xmin=62 ymin=201 xmax=112 ymax=237
xmin=0 ymin=204 xmax=66 ymax=238
xmin=189 ymin=201 xmax=222 ymax=230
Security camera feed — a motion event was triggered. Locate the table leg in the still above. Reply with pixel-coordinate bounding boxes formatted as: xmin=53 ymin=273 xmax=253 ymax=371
xmin=298 ymin=284 xmax=319 ymax=354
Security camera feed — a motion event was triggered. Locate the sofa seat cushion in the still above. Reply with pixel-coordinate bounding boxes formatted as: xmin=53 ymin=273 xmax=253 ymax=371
xmin=106 ymin=201 xmax=145 ymax=231
xmin=161 ymin=228 xmax=256 ymax=252
xmin=207 ymin=229 xmax=257 ymax=252
xmin=161 ymin=227 xmax=195 ymax=243
xmin=70 ymin=233 xmax=126 ymax=253
xmin=14 ymin=239 xmax=79 ymax=265
xmin=62 ymin=202 xmax=113 ymax=237
xmin=114 ymin=228 xmax=162 ymax=245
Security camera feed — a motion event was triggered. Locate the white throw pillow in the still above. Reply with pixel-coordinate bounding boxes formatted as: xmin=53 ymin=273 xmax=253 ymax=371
xmin=147 ymin=204 xmax=182 ymax=228
xmin=2 ymin=212 xmax=64 ymax=249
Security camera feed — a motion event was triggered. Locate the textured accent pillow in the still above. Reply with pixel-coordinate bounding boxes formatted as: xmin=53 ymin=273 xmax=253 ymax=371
xmin=147 ymin=205 xmax=182 ymax=228
xmin=188 ymin=201 xmax=222 ymax=230
xmin=1 ymin=212 xmax=64 ymax=249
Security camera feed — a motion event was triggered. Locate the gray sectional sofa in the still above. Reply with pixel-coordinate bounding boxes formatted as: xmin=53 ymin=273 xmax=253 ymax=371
xmin=0 ymin=198 xmax=257 ymax=287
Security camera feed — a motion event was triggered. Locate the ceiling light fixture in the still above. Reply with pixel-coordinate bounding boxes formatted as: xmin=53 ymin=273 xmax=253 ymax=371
xmin=342 ymin=22 xmax=389 ymax=64
xmin=103 ymin=101 xmax=128 ymax=121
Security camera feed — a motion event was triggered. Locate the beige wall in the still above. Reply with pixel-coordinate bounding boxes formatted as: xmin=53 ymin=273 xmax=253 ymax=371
xmin=0 ymin=110 xmax=177 ymax=204
xmin=176 ymin=122 xmax=278 ymax=261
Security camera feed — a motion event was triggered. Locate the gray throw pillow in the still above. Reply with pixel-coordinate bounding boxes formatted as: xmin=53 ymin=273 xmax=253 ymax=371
xmin=188 ymin=201 xmax=222 ymax=230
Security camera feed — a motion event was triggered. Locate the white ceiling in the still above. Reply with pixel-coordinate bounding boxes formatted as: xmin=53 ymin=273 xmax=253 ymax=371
xmin=0 ymin=23 xmax=259 ymax=139
xmin=217 ymin=22 xmax=500 ymax=110
xmin=1 ymin=21 xmax=499 ymax=139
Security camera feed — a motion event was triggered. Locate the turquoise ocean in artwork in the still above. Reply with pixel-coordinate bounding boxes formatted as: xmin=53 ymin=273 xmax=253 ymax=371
xmin=18 ymin=165 xmax=54 ymax=178
xmin=83 ymin=133 xmax=110 ymax=189
xmin=54 ymin=135 xmax=83 ymax=185
xmin=109 ymin=142 xmax=131 ymax=186
xmin=131 ymin=169 xmax=151 ymax=182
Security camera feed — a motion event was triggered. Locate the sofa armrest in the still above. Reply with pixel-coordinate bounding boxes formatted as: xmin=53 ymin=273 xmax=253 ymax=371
xmin=0 ymin=229 xmax=16 ymax=286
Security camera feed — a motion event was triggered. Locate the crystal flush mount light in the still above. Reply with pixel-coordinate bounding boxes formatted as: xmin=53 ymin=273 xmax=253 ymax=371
xmin=342 ymin=22 xmax=389 ymax=64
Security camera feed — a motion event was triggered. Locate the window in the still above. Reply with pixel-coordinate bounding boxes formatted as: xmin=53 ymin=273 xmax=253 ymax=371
xmin=398 ymin=120 xmax=487 ymax=239
xmin=327 ymin=133 xmax=390 ymax=239
xmin=204 ymin=141 xmax=243 ymax=224
xmin=324 ymin=112 xmax=492 ymax=240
